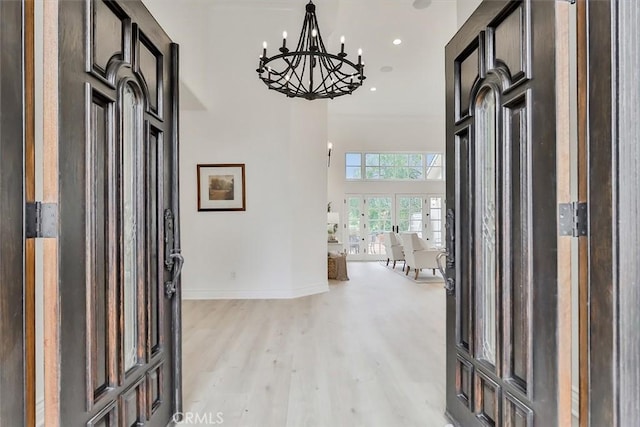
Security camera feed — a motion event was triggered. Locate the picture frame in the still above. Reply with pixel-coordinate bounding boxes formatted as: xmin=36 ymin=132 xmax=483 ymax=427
xmin=197 ymin=163 xmax=246 ymax=211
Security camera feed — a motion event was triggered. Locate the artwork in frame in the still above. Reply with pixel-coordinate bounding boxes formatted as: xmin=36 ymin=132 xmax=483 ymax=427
xmin=197 ymin=164 xmax=246 ymax=211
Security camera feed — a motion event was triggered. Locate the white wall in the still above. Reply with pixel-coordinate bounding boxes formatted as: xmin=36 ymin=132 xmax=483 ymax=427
xmin=144 ymin=1 xmax=330 ymax=298
xmin=456 ymin=0 xmax=483 ymax=28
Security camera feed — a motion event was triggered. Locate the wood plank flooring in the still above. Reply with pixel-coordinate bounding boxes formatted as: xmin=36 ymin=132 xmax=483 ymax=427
xmin=180 ymin=262 xmax=449 ymax=427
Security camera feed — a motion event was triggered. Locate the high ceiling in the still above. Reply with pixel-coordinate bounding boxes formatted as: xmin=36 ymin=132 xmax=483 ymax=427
xmin=144 ymin=0 xmax=459 ymax=118
xmin=321 ymin=0 xmax=458 ymax=117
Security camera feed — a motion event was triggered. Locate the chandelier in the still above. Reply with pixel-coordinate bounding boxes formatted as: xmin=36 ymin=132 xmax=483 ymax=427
xmin=256 ymin=1 xmax=366 ymax=100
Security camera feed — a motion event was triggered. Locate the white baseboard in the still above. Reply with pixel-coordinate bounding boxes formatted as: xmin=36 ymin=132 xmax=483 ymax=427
xmin=36 ymin=397 xmax=45 ymax=427
xmin=182 ymin=282 xmax=329 ymax=300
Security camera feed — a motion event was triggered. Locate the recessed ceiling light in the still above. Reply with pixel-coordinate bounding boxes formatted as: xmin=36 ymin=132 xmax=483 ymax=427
xmin=412 ymin=0 xmax=432 ymax=10
xmin=393 ymin=39 xmax=402 ymax=45
xmin=370 ymin=87 xmax=377 ymax=92
xmin=380 ymin=66 xmax=393 ymax=73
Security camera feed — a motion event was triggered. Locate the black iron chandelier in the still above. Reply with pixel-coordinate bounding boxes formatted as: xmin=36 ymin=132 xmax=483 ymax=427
xmin=256 ymin=1 xmax=366 ymax=100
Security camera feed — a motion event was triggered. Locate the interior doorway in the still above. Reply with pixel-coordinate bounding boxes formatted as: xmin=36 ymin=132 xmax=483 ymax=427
xmin=344 ymin=193 xmax=444 ymax=260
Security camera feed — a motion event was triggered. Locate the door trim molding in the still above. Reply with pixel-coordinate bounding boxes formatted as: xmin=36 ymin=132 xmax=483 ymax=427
xmin=170 ymin=42 xmax=183 ymax=419
xmin=576 ymin=0 xmax=589 ymax=425
xmin=43 ymin=0 xmax=60 ymax=424
xmin=584 ymin=0 xmax=615 ymax=425
xmin=25 ymin=0 xmax=37 ymax=424
xmin=586 ymin=0 xmax=640 ymax=425
xmin=555 ymin=1 xmax=573 ymax=426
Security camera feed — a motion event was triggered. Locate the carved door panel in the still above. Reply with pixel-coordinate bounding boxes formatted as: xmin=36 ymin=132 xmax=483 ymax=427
xmin=444 ymin=1 xmax=562 ymax=426
xmin=49 ymin=1 xmax=182 ymax=425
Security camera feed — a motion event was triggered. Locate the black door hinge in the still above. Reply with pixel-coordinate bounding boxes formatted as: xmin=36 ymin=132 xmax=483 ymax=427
xmin=558 ymin=202 xmax=587 ymax=237
xmin=25 ymin=202 xmax=58 ymax=238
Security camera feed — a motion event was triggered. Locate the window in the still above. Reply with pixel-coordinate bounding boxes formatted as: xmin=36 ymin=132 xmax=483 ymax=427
xmin=346 ymin=153 xmax=362 ymax=179
xmin=426 ymin=153 xmax=443 ymax=180
xmin=345 ymin=152 xmax=443 ymax=181
xmin=428 ymin=196 xmax=444 ymax=246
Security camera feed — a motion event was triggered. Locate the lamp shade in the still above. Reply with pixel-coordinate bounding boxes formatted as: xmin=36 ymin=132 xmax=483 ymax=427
xmin=327 ymin=212 xmax=340 ymax=224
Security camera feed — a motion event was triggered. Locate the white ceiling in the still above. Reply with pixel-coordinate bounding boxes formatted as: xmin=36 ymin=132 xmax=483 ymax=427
xmin=323 ymin=0 xmax=458 ymax=117
xmin=144 ymin=0 xmax=459 ymax=118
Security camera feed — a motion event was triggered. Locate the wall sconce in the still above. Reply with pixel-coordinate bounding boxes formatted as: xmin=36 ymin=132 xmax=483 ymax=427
xmin=327 ymin=141 xmax=333 ymax=167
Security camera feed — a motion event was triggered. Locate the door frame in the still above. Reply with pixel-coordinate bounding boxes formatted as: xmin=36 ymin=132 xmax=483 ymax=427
xmin=343 ymin=194 xmax=394 ymax=260
xmin=25 ymin=0 xmax=37 ymax=424
xmin=0 ymin=0 xmax=35 ymax=425
xmin=343 ymin=193 xmax=443 ymax=260
xmin=582 ymin=0 xmax=640 ymax=425
xmin=42 ymin=0 xmax=61 ymax=422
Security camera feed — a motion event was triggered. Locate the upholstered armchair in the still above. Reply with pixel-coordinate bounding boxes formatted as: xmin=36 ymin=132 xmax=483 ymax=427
xmin=400 ymin=232 xmax=439 ymax=280
xmin=381 ymin=232 xmax=405 ymax=270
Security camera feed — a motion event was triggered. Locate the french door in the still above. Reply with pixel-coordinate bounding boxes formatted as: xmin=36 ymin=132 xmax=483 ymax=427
xmin=395 ymin=194 xmax=445 ymax=246
xmin=444 ymin=1 xmax=567 ymax=426
xmin=345 ymin=195 xmax=393 ymax=259
xmin=345 ymin=194 xmax=443 ymax=260
xmin=44 ymin=1 xmax=183 ymax=425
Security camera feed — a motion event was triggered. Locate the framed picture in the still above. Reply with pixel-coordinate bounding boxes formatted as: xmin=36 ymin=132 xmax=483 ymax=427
xmin=197 ymin=164 xmax=246 ymax=211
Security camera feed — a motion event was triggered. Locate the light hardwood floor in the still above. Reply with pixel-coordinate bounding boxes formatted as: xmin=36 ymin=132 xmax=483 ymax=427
xmin=180 ymin=262 xmax=449 ymax=427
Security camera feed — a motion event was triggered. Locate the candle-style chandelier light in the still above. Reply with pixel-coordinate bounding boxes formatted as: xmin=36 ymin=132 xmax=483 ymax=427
xmin=256 ymin=1 xmax=366 ymax=100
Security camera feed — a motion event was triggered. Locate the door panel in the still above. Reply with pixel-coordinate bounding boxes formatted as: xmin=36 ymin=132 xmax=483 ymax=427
xmin=345 ymin=195 xmax=394 ymax=259
xmin=345 ymin=196 xmax=364 ymax=256
xmin=50 ymin=0 xmax=180 ymax=425
xmin=0 ymin=1 xmax=27 ymax=425
xmin=426 ymin=195 xmax=445 ymax=247
xmin=445 ymin=1 xmax=561 ymax=426
xmin=366 ymin=196 xmax=392 ymax=255
xmin=396 ymin=195 xmax=424 ymax=237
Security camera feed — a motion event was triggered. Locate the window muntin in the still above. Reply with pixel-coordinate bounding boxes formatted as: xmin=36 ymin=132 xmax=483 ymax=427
xmin=345 ymin=152 xmax=443 ymax=181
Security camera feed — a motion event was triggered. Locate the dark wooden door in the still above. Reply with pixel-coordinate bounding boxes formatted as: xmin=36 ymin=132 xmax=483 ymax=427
xmin=49 ymin=1 xmax=183 ymax=425
xmin=0 ymin=0 xmax=27 ymax=425
xmin=444 ymin=1 xmax=562 ymax=425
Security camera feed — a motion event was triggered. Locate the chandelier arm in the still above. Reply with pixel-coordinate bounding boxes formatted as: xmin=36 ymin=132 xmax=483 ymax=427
xmin=316 ymin=53 xmax=334 ymax=73
xmin=288 ymin=52 xmax=308 ymax=96
xmin=297 ymin=8 xmax=312 ymax=52
xmin=317 ymin=57 xmax=341 ymax=95
xmin=293 ymin=25 xmax=308 ymax=68
xmin=263 ymin=53 xmax=361 ymax=78
xmin=262 ymin=54 xmax=302 ymax=78
xmin=319 ymin=57 xmax=344 ymax=86
xmin=310 ymin=13 xmax=330 ymax=55
xmin=316 ymin=33 xmax=334 ymax=58
xmin=315 ymin=56 xmax=328 ymax=94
